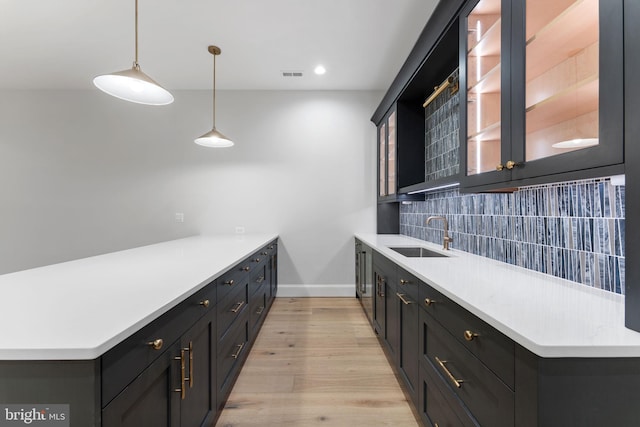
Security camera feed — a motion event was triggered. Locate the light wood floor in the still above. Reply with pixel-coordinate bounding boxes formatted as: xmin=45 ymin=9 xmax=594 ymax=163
xmin=215 ymin=297 xmax=419 ymax=427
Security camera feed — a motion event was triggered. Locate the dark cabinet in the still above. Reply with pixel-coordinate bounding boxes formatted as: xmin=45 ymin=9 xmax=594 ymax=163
xmin=103 ymin=239 xmax=277 ymax=427
xmin=179 ymin=312 xmax=216 ymax=427
xmin=397 ymin=289 xmax=419 ymax=405
xmin=102 ymin=342 xmax=181 ymax=427
xmin=359 ymin=243 xmax=640 ymax=426
xmin=460 ymin=0 xmax=624 ymax=191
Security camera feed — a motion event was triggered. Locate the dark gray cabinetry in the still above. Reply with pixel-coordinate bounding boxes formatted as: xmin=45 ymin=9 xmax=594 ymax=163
xmin=355 ymin=239 xmax=374 ymax=325
xmin=102 ymin=342 xmax=181 ymax=427
xmin=460 ymin=0 xmax=625 ymax=191
xmin=624 ymin=0 xmax=640 ymax=332
xmin=396 ymin=270 xmax=421 ymax=406
xmin=0 ymin=239 xmax=278 ymax=427
xmin=358 ymin=244 xmax=640 ymax=426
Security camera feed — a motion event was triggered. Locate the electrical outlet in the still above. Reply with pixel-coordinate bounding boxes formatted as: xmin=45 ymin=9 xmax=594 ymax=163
xmin=175 ymin=213 xmax=185 ymax=223
xmin=235 ymin=226 xmax=245 ymax=234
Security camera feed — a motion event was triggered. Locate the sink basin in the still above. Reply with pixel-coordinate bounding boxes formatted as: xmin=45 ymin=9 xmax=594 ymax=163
xmin=388 ymin=246 xmax=449 ymax=258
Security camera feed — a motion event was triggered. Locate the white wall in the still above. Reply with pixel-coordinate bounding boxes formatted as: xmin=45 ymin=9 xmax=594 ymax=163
xmin=0 ymin=89 xmax=379 ymax=295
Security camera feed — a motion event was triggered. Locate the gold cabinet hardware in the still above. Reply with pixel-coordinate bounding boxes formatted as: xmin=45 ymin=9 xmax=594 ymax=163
xmin=253 ymin=258 xmax=261 ymax=263
xmin=231 ymin=343 xmax=245 ymax=359
xmin=399 ymin=279 xmax=411 ymax=286
xmin=496 ymin=163 xmax=505 ymax=171
xmin=224 ymin=279 xmax=235 ymax=286
xmin=261 ymin=251 xmax=268 ymax=256
xmin=435 ymin=356 xmax=463 ymax=388
xmin=424 ymin=298 xmax=437 ymax=306
xmin=147 ymin=338 xmax=164 ymax=350
xmin=256 ymin=306 xmax=265 ymax=315
xmin=505 ymin=160 xmax=520 ymax=170
xmin=268 ymin=245 xmax=274 ymax=250
xmin=188 ymin=341 xmax=193 ymax=388
xmin=396 ymin=293 xmax=413 ymax=305
xmin=464 ymin=330 xmax=479 ymax=341
xmin=241 ymin=266 xmax=250 ymax=272
xmin=199 ymin=299 xmax=210 ymax=308
xmin=174 ymin=349 xmax=187 ymax=399
xmin=256 ymin=275 xmax=265 ymax=284
xmin=230 ymin=301 xmax=245 ymax=313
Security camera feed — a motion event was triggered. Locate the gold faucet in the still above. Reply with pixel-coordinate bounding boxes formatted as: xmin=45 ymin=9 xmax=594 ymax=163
xmin=426 ymin=216 xmax=452 ymax=250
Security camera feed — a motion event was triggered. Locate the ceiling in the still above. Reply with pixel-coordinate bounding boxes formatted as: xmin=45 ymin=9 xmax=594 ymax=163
xmin=0 ymin=0 xmax=438 ymax=91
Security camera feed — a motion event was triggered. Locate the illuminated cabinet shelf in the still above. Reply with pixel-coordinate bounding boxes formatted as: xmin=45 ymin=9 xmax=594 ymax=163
xmin=460 ymin=0 xmax=624 ymax=190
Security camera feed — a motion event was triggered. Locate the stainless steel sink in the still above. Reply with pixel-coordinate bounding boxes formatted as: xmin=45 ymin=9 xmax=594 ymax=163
xmin=388 ymin=246 xmax=449 ymax=258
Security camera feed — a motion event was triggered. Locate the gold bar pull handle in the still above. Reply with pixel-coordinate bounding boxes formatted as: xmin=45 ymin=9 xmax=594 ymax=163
xmin=173 ymin=349 xmax=186 ymax=399
xmin=396 ymin=293 xmax=414 ymax=305
xmin=188 ymin=341 xmax=193 ymax=388
xmin=256 ymin=306 xmax=265 ymax=315
xmin=256 ymin=275 xmax=265 ymax=284
xmin=424 ymin=298 xmax=437 ymax=306
xmin=435 ymin=356 xmax=463 ymax=388
xmin=230 ymin=301 xmax=245 ymax=313
xmin=231 ymin=343 xmax=245 ymax=359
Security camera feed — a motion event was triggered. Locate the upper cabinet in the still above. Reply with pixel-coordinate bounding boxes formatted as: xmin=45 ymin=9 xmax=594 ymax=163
xmin=378 ymin=108 xmax=397 ymax=199
xmin=461 ymin=0 xmax=624 ymax=190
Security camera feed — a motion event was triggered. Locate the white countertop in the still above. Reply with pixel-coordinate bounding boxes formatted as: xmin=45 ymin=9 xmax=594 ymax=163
xmin=356 ymin=233 xmax=640 ymax=358
xmin=0 ymin=234 xmax=277 ymax=361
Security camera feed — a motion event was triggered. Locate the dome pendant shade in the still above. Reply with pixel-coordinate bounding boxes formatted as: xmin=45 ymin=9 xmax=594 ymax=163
xmin=195 ymin=127 xmax=234 ymax=148
xmin=194 ymin=45 xmax=234 ymax=147
xmin=93 ymin=0 xmax=173 ymax=106
xmin=93 ymin=64 xmax=174 ymax=105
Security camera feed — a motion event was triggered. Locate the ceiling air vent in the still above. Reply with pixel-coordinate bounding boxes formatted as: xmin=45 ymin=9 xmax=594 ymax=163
xmin=282 ymin=70 xmax=304 ymax=77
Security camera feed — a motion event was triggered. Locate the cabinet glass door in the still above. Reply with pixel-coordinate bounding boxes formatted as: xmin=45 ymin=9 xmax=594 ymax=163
xmin=466 ymin=0 xmax=502 ymax=176
xmin=379 ymin=123 xmax=387 ymax=197
xmin=525 ymin=0 xmax=599 ymax=161
xmin=387 ymin=110 xmax=397 ymax=195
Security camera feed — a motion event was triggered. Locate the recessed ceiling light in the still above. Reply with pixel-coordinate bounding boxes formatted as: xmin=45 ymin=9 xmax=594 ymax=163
xmin=314 ymin=65 xmax=326 ymax=75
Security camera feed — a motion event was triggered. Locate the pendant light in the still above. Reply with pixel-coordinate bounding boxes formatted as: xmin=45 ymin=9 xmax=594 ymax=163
xmin=194 ymin=45 xmax=234 ymax=148
xmin=93 ymin=0 xmax=174 ymax=106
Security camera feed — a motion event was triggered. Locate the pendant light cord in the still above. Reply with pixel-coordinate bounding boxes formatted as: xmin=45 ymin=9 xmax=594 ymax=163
xmin=134 ymin=0 xmax=139 ymax=68
xmin=213 ymin=52 xmax=217 ymax=128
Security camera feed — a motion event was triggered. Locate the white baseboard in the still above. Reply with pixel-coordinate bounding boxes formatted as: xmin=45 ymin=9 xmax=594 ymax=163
xmin=277 ymin=284 xmax=355 ymax=298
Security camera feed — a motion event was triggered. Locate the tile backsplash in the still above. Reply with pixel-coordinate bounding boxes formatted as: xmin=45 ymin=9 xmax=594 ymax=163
xmin=400 ymin=178 xmax=625 ymax=294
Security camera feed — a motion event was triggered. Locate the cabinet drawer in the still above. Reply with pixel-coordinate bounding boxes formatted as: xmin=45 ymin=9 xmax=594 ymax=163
xmin=217 ymin=262 xmax=250 ymax=301
xmin=420 ymin=363 xmax=478 ymax=427
xmin=101 ymin=281 xmax=215 ymax=407
xmin=426 ymin=317 xmax=514 ymax=427
xmin=249 ymin=263 xmax=267 ymax=297
xmin=421 ymin=284 xmax=514 ymax=388
xmin=250 ymin=284 xmax=268 ymax=335
xmin=396 ymin=267 xmax=422 ymax=301
xmin=217 ymin=320 xmax=249 ymax=408
xmin=217 ymin=281 xmax=249 ymax=341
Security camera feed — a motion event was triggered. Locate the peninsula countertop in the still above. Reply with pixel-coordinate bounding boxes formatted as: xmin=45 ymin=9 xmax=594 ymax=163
xmin=0 ymin=234 xmax=278 ymax=360
xmin=356 ymin=233 xmax=640 ymax=358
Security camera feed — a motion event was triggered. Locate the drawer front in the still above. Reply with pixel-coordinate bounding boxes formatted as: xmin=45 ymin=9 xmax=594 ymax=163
xmin=420 ymin=363 xmax=479 ymax=427
xmin=426 ymin=317 xmax=514 ymax=427
xmin=250 ymin=284 xmax=268 ymax=335
xmin=217 ymin=280 xmax=249 ymax=341
xmin=101 ymin=281 xmax=215 ymax=407
xmin=217 ymin=262 xmax=250 ymax=301
xmin=249 ymin=263 xmax=267 ymax=297
xmin=421 ymin=285 xmax=515 ymax=388
xmin=396 ymin=267 xmax=421 ymax=301
xmin=217 ymin=320 xmax=249 ymax=408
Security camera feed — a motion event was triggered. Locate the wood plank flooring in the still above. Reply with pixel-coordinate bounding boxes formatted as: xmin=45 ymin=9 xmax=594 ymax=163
xmin=215 ymin=297 xmax=419 ymax=427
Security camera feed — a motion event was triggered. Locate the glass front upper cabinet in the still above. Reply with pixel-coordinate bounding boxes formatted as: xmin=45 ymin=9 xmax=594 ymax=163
xmin=524 ymin=0 xmax=599 ymax=162
xmin=378 ymin=109 xmax=397 ymax=198
xmin=465 ymin=0 xmax=502 ymax=177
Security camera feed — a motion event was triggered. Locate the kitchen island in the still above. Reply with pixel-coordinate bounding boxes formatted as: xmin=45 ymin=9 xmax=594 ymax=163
xmin=0 ymin=234 xmax=278 ymax=426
